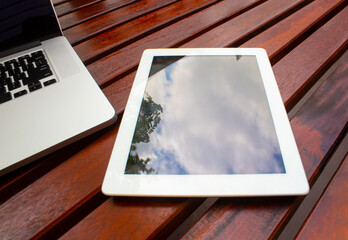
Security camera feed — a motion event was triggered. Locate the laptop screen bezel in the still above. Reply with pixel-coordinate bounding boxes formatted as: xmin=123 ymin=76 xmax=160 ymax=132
xmin=0 ymin=0 xmax=62 ymax=58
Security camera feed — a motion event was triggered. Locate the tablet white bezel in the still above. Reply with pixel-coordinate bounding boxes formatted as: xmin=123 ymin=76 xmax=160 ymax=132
xmin=102 ymin=48 xmax=309 ymax=197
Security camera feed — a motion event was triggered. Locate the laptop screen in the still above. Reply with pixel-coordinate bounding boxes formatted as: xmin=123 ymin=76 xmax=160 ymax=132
xmin=0 ymin=0 xmax=61 ymax=57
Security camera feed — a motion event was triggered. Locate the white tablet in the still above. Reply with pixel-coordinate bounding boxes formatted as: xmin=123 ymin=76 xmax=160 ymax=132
xmin=102 ymin=48 xmax=309 ymax=197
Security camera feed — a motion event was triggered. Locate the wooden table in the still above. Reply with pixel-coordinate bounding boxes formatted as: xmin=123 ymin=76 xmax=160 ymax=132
xmin=1 ymin=0 xmax=347 ymax=239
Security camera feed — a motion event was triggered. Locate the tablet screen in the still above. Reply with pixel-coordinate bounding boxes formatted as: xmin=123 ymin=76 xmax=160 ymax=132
xmin=125 ymin=55 xmax=285 ymax=175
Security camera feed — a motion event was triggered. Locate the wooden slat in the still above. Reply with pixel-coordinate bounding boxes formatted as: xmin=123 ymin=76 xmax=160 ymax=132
xmin=55 ymin=0 xmax=103 ymax=17
xmin=181 ymin=51 xmax=348 ymax=240
xmin=296 ymin=155 xmax=348 ymax=240
xmin=53 ymin=0 xmax=69 ymax=5
xmin=59 ymin=0 xmax=136 ymax=30
xmin=181 ymin=0 xmax=306 ymax=48
xmin=103 ymin=72 xmax=136 ymax=115
xmin=290 ymin=60 xmax=348 ymax=179
xmin=63 ymin=0 xmax=187 ymax=45
xmin=0 ymin=125 xmax=119 ymax=239
xmin=71 ymin=0 xmax=222 ymax=60
xmin=87 ymin=0 xmax=296 ymax=87
xmin=241 ymin=0 xmax=346 ymax=60
xmin=272 ymin=6 xmax=348 ymax=111
xmin=60 ymin=198 xmax=203 ymax=240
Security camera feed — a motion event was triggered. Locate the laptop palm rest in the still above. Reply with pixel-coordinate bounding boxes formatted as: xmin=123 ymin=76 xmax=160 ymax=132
xmin=46 ymin=44 xmax=81 ymax=78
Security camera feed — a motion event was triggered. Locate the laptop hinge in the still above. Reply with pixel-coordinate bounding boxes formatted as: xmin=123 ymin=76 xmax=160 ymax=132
xmin=0 ymin=41 xmax=41 ymax=59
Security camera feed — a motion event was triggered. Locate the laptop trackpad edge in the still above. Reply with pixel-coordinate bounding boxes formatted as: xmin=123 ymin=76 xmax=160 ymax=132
xmin=46 ymin=44 xmax=81 ymax=79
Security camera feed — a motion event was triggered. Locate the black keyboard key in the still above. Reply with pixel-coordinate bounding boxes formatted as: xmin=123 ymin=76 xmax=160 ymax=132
xmin=22 ymin=76 xmax=32 ymax=86
xmin=4 ymin=61 xmax=11 ymax=68
xmin=5 ymin=78 xmax=12 ymax=85
xmin=7 ymin=68 xmax=14 ymax=76
xmin=0 ymin=85 xmax=6 ymax=94
xmin=33 ymin=56 xmax=45 ymax=64
xmin=21 ymin=64 xmax=28 ymax=71
xmin=0 ymin=50 xmax=56 ymax=103
xmin=9 ymin=59 xmax=17 ymax=64
xmin=0 ymin=92 xmax=12 ymax=104
xmin=7 ymin=81 xmax=21 ymax=91
xmin=14 ymin=90 xmax=28 ymax=98
xmin=13 ymin=61 xmax=20 ymax=69
xmin=14 ymin=67 xmax=21 ymax=75
xmin=0 ymin=78 xmax=7 ymax=86
xmin=39 ymin=65 xmax=50 ymax=72
xmin=13 ymin=73 xmax=22 ymax=82
xmin=28 ymin=81 xmax=42 ymax=92
xmin=43 ymin=79 xmax=57 ymax=86
xmin=26 ymin=69 xmax=42 ymax=82
xmin=41 ymin=70 xmax=53 ymax=79
xmin=31 ymin=50 xmax=44 ymax=58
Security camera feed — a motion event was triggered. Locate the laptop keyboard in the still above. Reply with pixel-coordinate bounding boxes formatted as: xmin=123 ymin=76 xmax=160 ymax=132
xmin=0 ymin=50 xmax=57 ymax=104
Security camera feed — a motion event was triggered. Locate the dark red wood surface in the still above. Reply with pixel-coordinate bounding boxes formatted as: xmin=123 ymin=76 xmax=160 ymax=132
xmin=296 ymin=155 xmax=348 ymax=240
xmin=55 ymin=0 xmax=120 ymax=17
xmin=75 ymin=0 xmax=253 ymax=63
xmin=0 ymin=1 xmax=347 ymax=239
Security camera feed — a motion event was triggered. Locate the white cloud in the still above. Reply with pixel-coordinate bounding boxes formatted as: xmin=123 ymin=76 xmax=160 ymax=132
xmin=135 ymin=56 xmax=284 ymax=174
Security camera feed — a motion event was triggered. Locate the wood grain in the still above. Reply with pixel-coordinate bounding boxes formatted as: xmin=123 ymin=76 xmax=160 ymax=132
xmin=273 ymin=6 xmax=348 ymax=111
xmin=296 ymin=155 xmax=348 ymax=240
xmin=0 ymin=125 xmax=119 ymax=239
xmin=102 ymin=72 xmax=136 ymax=115
xmin=87 ymin=0 xmax=290 ymax=86
xmin=72 ymin=0 xmax=221 ymax=61
xmin=241 ymin=0 xmax=345 ymax=60
xmin=291 ymin=61 xmax=348 ymax=179
xmin=59 ymin=0 xmax=136 ymax=30
xmin=54 ymin=0 xmax=102 ymax=17
xmin=181 ymin=0 xmax=306 ymax=48
xmin=64 ymin=0 xmax=186 ymax=45
xmin=53 ymin=0 xmax=69 ymax=5
xmin=60 ymin=197 xmax=203 ymax=240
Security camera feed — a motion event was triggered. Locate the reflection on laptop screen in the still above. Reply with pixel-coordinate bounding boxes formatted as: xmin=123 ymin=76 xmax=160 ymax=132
xmin=0 ymin=0 xmax=61 ymax=57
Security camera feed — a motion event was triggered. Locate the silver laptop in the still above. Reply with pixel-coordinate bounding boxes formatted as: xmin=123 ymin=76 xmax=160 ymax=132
xmin=0 ymin=0 xmax=116 ymax=175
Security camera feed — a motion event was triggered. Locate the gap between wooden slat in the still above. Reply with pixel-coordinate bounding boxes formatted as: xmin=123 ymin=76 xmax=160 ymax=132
xmin=60 ymin=0 xmax=138 ymax=30
xmin=228 ymin=0 xmax=315 ymax=48
xmin=288 ymin=49 xmax=348 ymax=119
xmin=0 ymin=124 xmax=117 ymax=204
xmin=55 ymin=0 xmax=104 ymax=17
xmin=277 ymin=132 xmax=348 ymax=240
xmin=74 ymin=0 xmax=224 ymax=62
xmin=267 ymin=0 xmax=347 ymax=66
xmin=86 ymin=0 xmax=285 ymax=87
xmin=171 ymin=0 xmax=267 ymax=48
xmin=53 ymin=0 xmax=71 ymax=6
xmin=37 ymin=189 xmax=109 ymax=239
